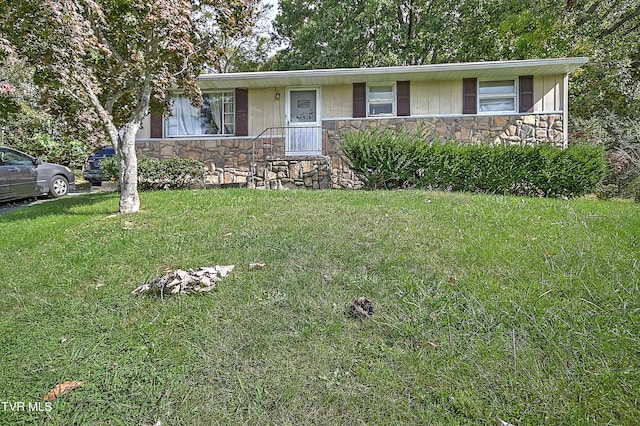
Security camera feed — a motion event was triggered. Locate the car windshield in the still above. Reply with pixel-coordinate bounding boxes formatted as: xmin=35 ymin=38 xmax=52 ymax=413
xmin=94 ymin=147 xmax=115 ymax=157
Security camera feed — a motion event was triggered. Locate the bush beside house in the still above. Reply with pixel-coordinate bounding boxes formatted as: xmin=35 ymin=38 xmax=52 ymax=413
xmin=341 ymin=128 xmax=607 ymax=198
xmin=102 ymin=154 xmax=206 ymax=190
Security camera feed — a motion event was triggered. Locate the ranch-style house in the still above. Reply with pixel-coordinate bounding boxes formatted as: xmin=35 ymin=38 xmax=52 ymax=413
xmin=135 ymin=57 xmax=588 ymax=189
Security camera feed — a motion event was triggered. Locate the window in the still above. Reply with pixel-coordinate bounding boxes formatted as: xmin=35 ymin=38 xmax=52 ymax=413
xmin=478 ymin=80 xmax=516 ymax=113
xmin=166 ymin=91 xmax=235 ymax=137
xmin=0 ymin=149 xmax=32 ymax=165
xmin=368 ymin=84 xmax=395 ymax=117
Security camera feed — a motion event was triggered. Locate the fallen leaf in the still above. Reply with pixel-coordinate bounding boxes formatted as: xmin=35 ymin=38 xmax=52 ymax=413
xmin=449 ymin=276 xmax=457 ymax=286
xmin=44 ymin=381 xmax=83 ymax=401
xmin=249 ymin=262 xmax=266 ymax=270
xmin=428 ymin=341 xmax=439 ymax=349
xmin=496 ymin=417 xmax=515 ymax=426
xmin=216 ymin=265 xmax=235 ymax=277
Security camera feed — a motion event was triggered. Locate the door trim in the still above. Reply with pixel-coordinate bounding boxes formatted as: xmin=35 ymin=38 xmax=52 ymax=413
xmin=285 ymin=86 xmax=322 ymax=156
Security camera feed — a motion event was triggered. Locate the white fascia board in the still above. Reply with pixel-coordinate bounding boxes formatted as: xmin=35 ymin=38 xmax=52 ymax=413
xmin=197 ymin=58 xmax=589 ymax=90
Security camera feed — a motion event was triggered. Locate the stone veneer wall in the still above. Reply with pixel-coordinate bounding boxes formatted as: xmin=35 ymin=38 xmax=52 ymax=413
xmin=136 ymin=113 xmax=564 ymax=190
xmin=135 ymin=138 xmax=361 ymax=189
xmin=322 ymin=114 xmax=565 ymax=151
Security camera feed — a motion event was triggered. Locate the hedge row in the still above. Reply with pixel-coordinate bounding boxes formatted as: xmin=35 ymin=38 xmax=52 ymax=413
xmin=341 ymin=128 xmax=608 ymax=198
xmin=102 ymin=153 xmax=206 ymax=191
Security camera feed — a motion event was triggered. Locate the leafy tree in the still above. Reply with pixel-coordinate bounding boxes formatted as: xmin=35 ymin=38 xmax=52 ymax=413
xmin=271 ymin=0 xmax=514 ymax=69
xmin=0 ymin=39 xmax=18 ymax=118
xmin=210 ymin=1 xmax=279 ymax=72
xmin=0 ymin=58 xmax=89 ymax=168
xmin=0 ymin=0 xmax=259 ymax=213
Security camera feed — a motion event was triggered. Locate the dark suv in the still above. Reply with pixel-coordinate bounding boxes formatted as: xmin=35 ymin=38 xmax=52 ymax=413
xmin=83 ymin=146 xmax=115 ymax=185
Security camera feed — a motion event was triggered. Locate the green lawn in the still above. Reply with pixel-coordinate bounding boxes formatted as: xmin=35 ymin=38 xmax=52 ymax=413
xmin=0 ymin=189 xmax=638 ymax=425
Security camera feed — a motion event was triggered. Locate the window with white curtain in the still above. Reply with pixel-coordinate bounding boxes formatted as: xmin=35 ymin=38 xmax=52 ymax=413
xmin=166 ymin=92 xmax=235 ymax=137
xmin=478 ymin=80 xmax=517 ymax=113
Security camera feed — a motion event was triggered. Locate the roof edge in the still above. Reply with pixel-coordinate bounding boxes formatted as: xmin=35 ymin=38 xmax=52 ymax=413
xmin=196 ymin=57 xmax=589 ymax=89
xmin=198 ymin=57 xmax=589 ymax=81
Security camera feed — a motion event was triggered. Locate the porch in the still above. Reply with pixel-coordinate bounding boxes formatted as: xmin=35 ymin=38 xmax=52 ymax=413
xmin=135 ymin=125 xmax=362 ymax=190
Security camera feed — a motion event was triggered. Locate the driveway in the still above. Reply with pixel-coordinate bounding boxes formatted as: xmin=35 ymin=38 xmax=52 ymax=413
xmin=0 ymin=189 xmax=90 ymax=215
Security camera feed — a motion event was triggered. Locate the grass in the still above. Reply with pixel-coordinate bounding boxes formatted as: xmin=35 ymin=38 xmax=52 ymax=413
xmin=0 ymin=189 xmax=638 ymax=425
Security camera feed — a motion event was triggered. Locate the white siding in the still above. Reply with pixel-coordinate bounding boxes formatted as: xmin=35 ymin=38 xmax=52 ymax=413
xmin=249 ymin=87 xmax=286 ymax=135
xmin=322 ymin=84 xmax=352 ymax=118
xmin=534 ymin=75 xmax=563 ymax=112
xmin=411 ymin=80 xmax=463 ymax=115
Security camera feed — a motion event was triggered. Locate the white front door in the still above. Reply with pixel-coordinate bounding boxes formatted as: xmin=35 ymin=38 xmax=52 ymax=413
xmin=286 ymin=88 xmax=321 ymax=156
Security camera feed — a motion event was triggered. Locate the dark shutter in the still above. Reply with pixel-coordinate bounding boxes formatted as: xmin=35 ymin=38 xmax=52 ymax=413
xmin=519 ymin=75 xmax=534 ymax=113
xmin=353 ymin=82 xmax=366 ymax=118
xmin=150 ymin=113 xmax=163 ymax=138
xmin=397 ymin=81 xmax=410 ymax=116
xmin=235 ymin=88 xmax=248 ymax=136
xmin=463 ymin=78 xmax=477 ymax=114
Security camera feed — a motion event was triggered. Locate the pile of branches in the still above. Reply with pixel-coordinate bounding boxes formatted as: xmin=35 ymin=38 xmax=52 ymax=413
xmin=132 ymin=265 xmax=234 ymax=296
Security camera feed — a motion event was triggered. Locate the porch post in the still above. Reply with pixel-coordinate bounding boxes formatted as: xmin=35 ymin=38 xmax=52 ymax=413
xmin=563 ymin=73 xmax=569 ymax=149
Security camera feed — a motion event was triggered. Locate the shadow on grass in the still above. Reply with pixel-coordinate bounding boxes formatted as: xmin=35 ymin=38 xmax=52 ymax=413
xmin=0 ymin=192 xmax=119 ymax=222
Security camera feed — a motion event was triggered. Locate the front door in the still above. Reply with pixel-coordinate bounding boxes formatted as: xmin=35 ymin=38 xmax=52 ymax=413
xmin=286 ymin=88 xmax=321 ymax=156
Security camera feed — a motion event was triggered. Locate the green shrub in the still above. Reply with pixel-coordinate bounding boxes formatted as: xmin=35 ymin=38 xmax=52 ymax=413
xmin=101 ymin=153 xmax=206 ymax=190
xmin=341 ymin=128 xmax=608 ymax=198
xmin=571 ymin=116 xmax=640 ymax=199
xmin=100 ymin=156 xmax=119 ymax=182
xmin=341 ymin=127 xmax=436 ymax=189
xmin=7 ymin=133 xmax=88 ymax=169
xmin=628 ymin=177 xmax=640 ymax=203
xmin=595 ymin=184 xmax=619 ymax=200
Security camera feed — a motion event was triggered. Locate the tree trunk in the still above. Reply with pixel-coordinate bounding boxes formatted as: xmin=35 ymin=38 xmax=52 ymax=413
xmin=118 ymin=124 xmax=140 ymax=214
xmin=116 ymin=78 xmax=152 ymax=214
xmin=80 ymin=77 xmax=141 ymax=214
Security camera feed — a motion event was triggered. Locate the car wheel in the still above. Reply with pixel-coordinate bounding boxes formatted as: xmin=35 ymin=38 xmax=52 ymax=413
xmin=49 ymin=175 xmax=69 ymax=198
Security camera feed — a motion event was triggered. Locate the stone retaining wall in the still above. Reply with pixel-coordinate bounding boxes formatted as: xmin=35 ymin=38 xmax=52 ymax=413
xmin=323 ymin=113 xmax=565 ymax=150
xmin=135 ymin=139 xmax=361 ymax=189
xmin=136 ymin=138 xmax=279 ymax=170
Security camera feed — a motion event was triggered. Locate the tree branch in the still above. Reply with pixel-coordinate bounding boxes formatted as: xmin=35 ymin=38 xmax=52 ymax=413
xmin=172 ymin=51 xmax=196 ymax=77
xmin=575 ymin=0 xmax=604 ymax=26
xmin=132 ymin=74 xmax=153 ymax=123
xmin=105 ymin=86 xmax=135 ymax=114
xmin=599 ymin=7 xmax=640 ymax=38
xmin=81 ymin=0 xmax=127 ymax=64
xmin=78 ymin=77 xmax=120 ymax=149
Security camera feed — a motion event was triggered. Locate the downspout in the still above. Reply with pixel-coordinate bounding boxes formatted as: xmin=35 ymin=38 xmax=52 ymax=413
xmin=563 ymin=72 xmax=569 ymax=149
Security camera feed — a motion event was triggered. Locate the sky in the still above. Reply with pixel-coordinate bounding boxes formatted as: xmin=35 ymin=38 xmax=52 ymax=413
xmin=263 ymin=0 xmax=279 ymax=20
